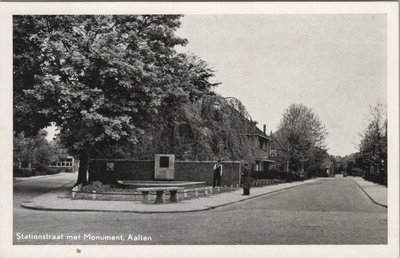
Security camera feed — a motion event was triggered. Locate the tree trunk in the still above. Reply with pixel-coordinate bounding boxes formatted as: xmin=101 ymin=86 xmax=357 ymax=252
xmin=74 ymin=153 xmax=88 ymax=186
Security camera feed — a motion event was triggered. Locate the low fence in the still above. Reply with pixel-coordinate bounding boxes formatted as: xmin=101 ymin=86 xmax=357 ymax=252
xmin=88 ymin=159 xmax=242 ymax=186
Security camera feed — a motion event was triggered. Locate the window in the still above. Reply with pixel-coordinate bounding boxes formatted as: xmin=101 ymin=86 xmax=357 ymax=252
xmin=270 ymin=144 xmax=277 ymax=157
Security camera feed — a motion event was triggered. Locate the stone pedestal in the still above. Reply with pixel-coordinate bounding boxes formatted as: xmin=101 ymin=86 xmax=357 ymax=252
xmin=155 ymin=191 xmax=165 ymax=204
xmin=170 ymin=190 xmax=178 ymax=202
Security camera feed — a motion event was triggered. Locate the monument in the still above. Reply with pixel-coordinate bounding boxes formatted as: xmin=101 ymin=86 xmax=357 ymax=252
xmin=154 ymin=154 xmax=175 ymax=180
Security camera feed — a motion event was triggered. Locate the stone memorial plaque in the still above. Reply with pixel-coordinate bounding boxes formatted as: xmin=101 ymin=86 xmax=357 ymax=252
xmin=154 ymin=154 xmax=175 ymax=180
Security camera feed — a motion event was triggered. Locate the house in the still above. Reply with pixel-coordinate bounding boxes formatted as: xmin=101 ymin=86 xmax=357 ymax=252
xmin=241 ymin=123 xmax=275 ymax=174
xmin=49 ymin=156 xmax=79 ymax=172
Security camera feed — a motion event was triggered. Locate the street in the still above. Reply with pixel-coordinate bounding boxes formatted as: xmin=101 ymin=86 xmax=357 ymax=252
xmin=13 ymin=174 xmax=387 ymax=245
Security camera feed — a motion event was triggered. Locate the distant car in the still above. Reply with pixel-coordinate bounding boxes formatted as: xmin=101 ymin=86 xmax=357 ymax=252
xmin=343 ymin=172 xmax=348 ymax=177
xmin=299 ymin=175 xmax=306 ymax=182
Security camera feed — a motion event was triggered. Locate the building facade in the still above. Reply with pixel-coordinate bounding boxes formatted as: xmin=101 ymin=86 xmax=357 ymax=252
xmin=242 ymin=124 xmax=275 ymax=174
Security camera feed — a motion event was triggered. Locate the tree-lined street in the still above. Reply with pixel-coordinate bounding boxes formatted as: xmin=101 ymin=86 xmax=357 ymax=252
xmin=9 ymin=13 xmax=391 ymax=253
xmin=13 ymin=175 xmax=387 ymax=245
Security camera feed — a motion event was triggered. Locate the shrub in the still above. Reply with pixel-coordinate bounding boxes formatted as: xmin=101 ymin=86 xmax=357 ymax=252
xmin=351 ymin=168 xmax=364 ymax=177
xmin=34 ymin=163 xmax=48 ymax=175
xmin=35 ymin=169 xmax=47 ymax=176
xmin=250 ymin=168 xmax=285 ymax=180
xmin=81 ymin=181 xmax=114 ymax=192
xmin=62 ymin=167 xmax=74 ymax=172
xmin=277 ymin=171 xmax=288 ymax=180
xmin=13 ymin=167 xmax=35 ymax=177
xmin=33 ymin=164 xmax=62 ymax=175
xmin=267 ymin=168 xmax=279 ymax=179
xmin=250 ymin=170 xmax=266 ymax=180
xmin=45 ymin=167 xmax=62 ymax=175
xmin=272 ymin=179 xmax=283 ymax=184
xmin=292 ymin=172 xmax=299 ymax=181
xmin=317 ymin=170 xmax=329 ymax=177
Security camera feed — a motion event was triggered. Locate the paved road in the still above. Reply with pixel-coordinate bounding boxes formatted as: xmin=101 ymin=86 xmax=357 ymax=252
xmin=13 ymin=173 xmax=77 ymax=210
xmin=13 ymin=176 xmax=387 ymax=245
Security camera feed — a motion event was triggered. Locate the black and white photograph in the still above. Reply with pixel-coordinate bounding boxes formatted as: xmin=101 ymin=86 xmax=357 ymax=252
xmin=0 ymin=2 xmax=398 ymax=258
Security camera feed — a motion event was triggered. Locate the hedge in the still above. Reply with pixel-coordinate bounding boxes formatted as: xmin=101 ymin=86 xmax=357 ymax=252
xmin=13 ymin=167 xmax=35 ymax=177
xmin=13 ymin=166 xmax=64 ymax=177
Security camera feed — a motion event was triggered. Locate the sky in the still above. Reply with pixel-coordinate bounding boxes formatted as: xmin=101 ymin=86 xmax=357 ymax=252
xmin=44 ymin=14 xmax=387 ymax=157
xmin=174 ymin=14 xmax=387 ymax=156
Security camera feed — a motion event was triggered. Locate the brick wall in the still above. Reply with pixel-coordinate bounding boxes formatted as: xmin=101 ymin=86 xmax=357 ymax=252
xmin=88 ymin=160 xmax=154 ymax=184
xmin=174 ymin=161 xmax=241 ymax=186
xmin=89 ymin=159 xmax=241 ymax=186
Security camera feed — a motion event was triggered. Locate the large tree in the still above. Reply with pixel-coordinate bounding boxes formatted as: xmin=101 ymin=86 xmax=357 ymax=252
xmin=303 ymin=146 xmax=329 ymax=178
xmin=273 ymin=104 xmax=327 ymax=173
xmin=358 ymin=102 xmax=387 ymax=184
xmin=13 ymin=15 xmax=217 ymax=185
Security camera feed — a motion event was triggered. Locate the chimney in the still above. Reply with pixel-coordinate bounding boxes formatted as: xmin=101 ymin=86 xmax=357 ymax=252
xmin=263 ymin=124 xmax=266 ymax=134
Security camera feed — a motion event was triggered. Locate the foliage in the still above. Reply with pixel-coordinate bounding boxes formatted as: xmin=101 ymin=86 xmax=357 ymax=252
xmin=346 ymin=160 xmax=355 ymax=173
xmin=354 ymin=152 xmax=367 ymax=171
xmin=358 ymin=102 xmax=387 ymax=184
xmin=13 ymin=133 xmax=34 ymax=165
xmin=14 ymin=15 xmax=215 ymax=152
xmin=13 ymin=168 xmax=35 ymax=177
xmin=303 ymin=147 xmax=329 ymax=178
xmin=102 ymin=94 xmax=258 ymax=162
xmin=50 ymin=137 xmax=72 ymax=160
xmin=273 ymin=104 xmax=327 ymax=173
xmin=13 ymin=130 xmax=56 ymax=168
xmin=14 ymin=16 xmax=52 ymax=136
xmin=172 ymin=95 xmax=256 ymax=161
xmin=14 ymin=15 xmax=219 ymax=184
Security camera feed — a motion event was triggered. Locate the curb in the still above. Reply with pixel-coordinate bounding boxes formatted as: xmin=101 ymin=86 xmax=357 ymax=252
xmin=21 ymin=180 xmax=319 ymax=214
xmin=20 ymin=204 xmax=211 ymax=214
xmin=352 ymin=179 xmax=387 ymax=208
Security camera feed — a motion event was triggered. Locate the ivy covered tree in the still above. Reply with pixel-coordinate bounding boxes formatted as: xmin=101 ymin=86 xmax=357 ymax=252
xmin=13 ymin=15 xmax=218 ymax=185
xmin=111 ymin=94 xmax=258 ymax=163
xmin=168 ymin=95 xmax=257 ymax=162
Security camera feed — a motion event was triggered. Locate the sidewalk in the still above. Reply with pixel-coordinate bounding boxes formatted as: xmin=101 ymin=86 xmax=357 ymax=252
xmin=352 ymin=177 xmax=387 ymax=208
xmin=21 ymin=179 xmax=320 ymax=213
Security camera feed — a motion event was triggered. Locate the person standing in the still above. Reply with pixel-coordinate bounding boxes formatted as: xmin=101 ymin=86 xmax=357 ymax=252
xmin=213 ymin=159 xmax=223 ymax=188
xmin=241 ymin=163 xmax=251 ymax=195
